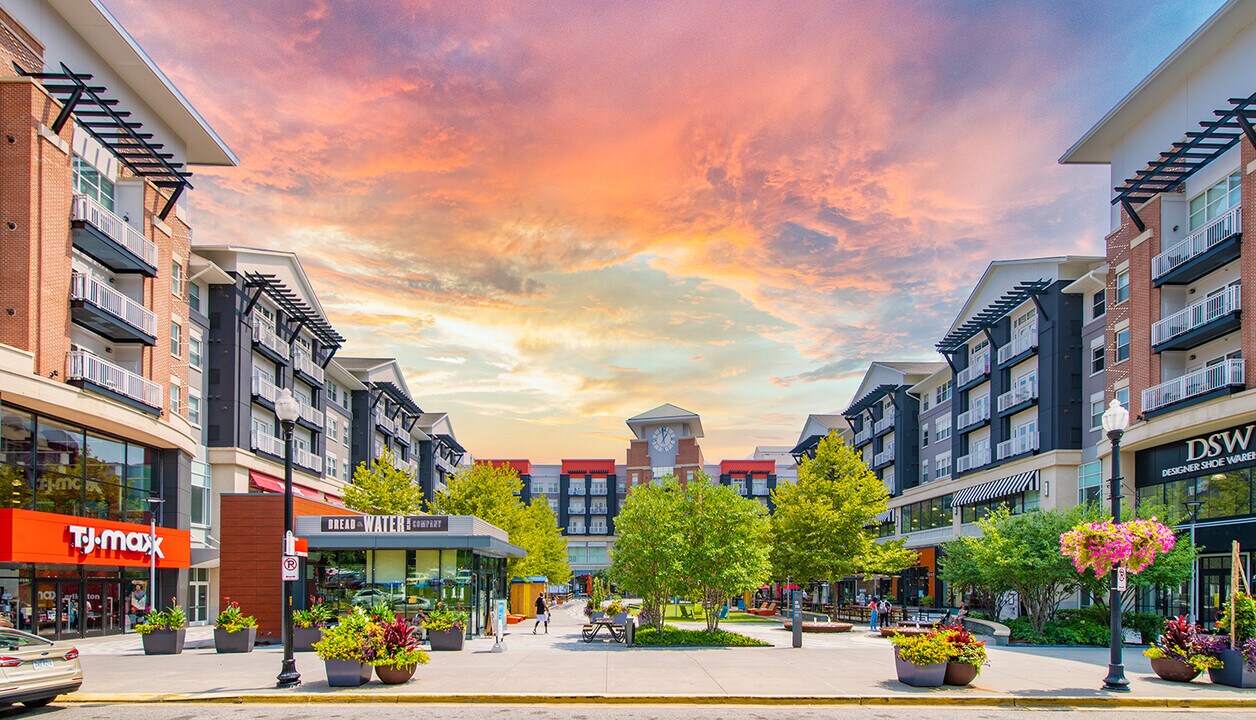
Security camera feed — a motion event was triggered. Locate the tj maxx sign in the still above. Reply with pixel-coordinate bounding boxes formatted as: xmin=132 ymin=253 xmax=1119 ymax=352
xmin=1138 ymin=422 xmax=1256 ymax=481
xmin=0 ymin=508 xmax=190 ymax=568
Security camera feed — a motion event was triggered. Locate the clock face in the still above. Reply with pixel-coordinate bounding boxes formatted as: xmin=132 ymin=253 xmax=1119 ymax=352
xmin=651 ymin=426 xmax=677 ymax=452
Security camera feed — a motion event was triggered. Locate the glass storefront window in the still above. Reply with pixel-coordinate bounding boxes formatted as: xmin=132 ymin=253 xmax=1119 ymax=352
xmin=1197 ymin=470 xmax=1252 ymax=519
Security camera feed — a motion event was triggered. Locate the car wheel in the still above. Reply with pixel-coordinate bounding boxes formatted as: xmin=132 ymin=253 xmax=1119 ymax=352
xmin=23 ymin=697 xmax=55 ymax=708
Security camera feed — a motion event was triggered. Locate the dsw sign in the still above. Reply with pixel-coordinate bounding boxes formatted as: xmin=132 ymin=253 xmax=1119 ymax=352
xmin=1186 ymin=425 xmax=1255 ymax=461
xmin=1161 ymin=424 xmax=1256 ymax=479
xmin=68 ymin=525 xmax=164 ymax=558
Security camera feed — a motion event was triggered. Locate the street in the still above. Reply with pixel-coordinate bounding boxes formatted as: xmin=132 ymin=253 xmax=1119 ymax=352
xmin=0 ymin=704 xmax=1249 ymax=720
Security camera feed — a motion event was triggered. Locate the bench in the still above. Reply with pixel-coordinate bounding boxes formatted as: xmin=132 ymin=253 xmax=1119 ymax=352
xmin=582 ymin=618 xmax=626 ymax=643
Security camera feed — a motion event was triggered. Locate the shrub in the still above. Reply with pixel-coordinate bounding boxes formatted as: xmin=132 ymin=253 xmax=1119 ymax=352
xmin=370 ymin=613 xmax=430 ymax=670
xmin=293 ymin=597 xmax=334 ymax=629
xmin=889 ymin=632 xmax=951 ymax=666
xmin=1143 ymin=616 xmax=1222 ymax=673
xmin=214 ymin=598 xmax=257 ymax=633
xmin=1215 ymin=591 xmax=1256 ymax=644
xmin=135 ymin=599 xmax=186 ymax=634
xmin=633 ymin=625 xmax=769 ymax=647
xmin=314 ymin=607 xmax=377 ymax=662
xmin=605 ymin=600 xmax=626 ymax=615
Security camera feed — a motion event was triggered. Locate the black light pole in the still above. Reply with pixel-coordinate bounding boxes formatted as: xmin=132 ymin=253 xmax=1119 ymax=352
xmin=1101 ymin=399 xmax=1130 ymax=692
xmin=275 ymin=388 xmax=301 ymax=689
xmin=1184 ymin=500 xmax=1204 ymax=624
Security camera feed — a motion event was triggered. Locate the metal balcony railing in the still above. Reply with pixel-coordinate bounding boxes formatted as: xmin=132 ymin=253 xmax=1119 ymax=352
xmin=295 ymin=446 xmax=324 ymax=473
xmin=589 ymin=483 xmax=607 ymax=495
xmin=568 ymin=505 xmax=586 ymax=515
xmin=957 ymin=353 xmax=990 ymax=386
xmin=874 ymin=415 xmax=894 ymax=433
xmin=567 ymin=526 xmax=585 ymax=535
xmin=67 ymin=350 xmax=161 ymax=408
xmin=997 ymin=380 xmax=1038 ymax=413
xmin=1151 ymin=285 xmax=1241 ymax=346
xmin=251 ymin=374 xmax=280 ymax=404
xmin=299 ymin=402 xmax=324 ymax=427
xmin=997 ymin=432 xmax=1039 ymax=460
xmin=374 ymin=409 xmax=399 ymax=435
xmin=292 ymin=350 xmax=325 ymax=384
xmin=854 ymin=427 xmax=873 ymax=445
xmin=997 ymin=325 xmax=1038 ymax=365
xmin=752 ymin=481 xmax=769 ymax=496
xmin=732 ymin=482 xmax=747 ymax=495
xmin=1153 ymin=206 xmax=1241 ymax=280
xmin=250 ymin=429 xmax=284 ymax=456
xmin=569 ymin=484 xmax=586 ymax=496
xmin=70 ymin=272 xmax=156 ymax=337
xmin=956 ymin=448 xmax=991 ymax=473
xmin=873 ymin=442 xmax=895 ymax=467
xmin=71 ymin=194 xmax=157 ymax=268
xmin=1142 ymin=358 xmax=1245 ymax=414
xmin=251 ymin=315 xmax=289 ymax=359
xmin=957 ymin=401 xmax=990 ymax=429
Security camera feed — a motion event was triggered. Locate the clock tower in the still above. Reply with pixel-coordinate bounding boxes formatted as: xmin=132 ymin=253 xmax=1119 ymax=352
xmin=625 ymin=404 xmax=704 ymax=489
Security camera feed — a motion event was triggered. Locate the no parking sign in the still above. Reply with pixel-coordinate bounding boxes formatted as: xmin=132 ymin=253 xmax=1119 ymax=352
xmin=281 ymin=554 xmax=300 ymax=581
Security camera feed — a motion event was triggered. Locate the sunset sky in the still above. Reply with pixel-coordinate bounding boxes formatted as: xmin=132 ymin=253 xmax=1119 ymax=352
xmin=112 ymin=1 xmax=1221 ymax=463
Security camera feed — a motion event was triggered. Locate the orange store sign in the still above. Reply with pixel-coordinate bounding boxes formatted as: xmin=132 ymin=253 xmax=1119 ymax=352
xmin=0 ymin=508 xmax=190 ymax=568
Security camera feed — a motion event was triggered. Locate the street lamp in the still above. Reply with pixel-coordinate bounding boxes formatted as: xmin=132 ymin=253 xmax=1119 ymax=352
xmin=274 ymin=387 xmax=301 ymax=689
xmin=1101 ymin=399 xmax=1130 ymax=692
xmin=143 ymin=497 xmax=165 ymax=617
xmin=1184 ymin=500 xmax=1204 ymax=624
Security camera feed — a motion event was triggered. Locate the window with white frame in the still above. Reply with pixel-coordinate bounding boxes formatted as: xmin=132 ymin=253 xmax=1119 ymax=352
xmin=935 ymin=454 xmax=951 ymax=480
xmin=1092 ymin=291 xmax=1105 ymax=320
xmin=1078 ymin=461 xmax=1103 ymax=505
xmin=921 ymin=393 xmax=930 ymax=411
xmin=935 ymin=416 xmax=951 ymax=441
xmin=171 ymin=261 xmax=183 ymax=297
xmin=1189 ymin=171 xmax=1240 ymax=231
xmin=1091 ymin=342 xmax=1105 ymax=374
xmin=169 ymin=385 xmax=180 ymax=416
xmin=72 ymin=155 xmax=115 ymax=210
xmin=1090 ymin=398 xmax=1104 ymax=430
xmin=1115 ymin=271 xmax=1129 ymax=304
xmin=936 ymin=381 xmax=953 ymax=404
xmin=188 ymin=281 xmax=202 ymax=314
xmin=922 ymin=463 xmax=930 ymax=483
xmin=171 ymin=321 xmax=182 ymax=357
xmin=1115 ymin=386 xmax=1129 ymax=409
xmin=188 ymin=391 xmax=201 ymax=427
xmin=191 ymin=460 xmax=211 ymax=527
xmin=921 ymin=425 xmax=929 ymax=447
xmin=1115 ymin=328 xmax=1130 ymax=362
xmin=189 ymin=332 xmax=203 ymax=370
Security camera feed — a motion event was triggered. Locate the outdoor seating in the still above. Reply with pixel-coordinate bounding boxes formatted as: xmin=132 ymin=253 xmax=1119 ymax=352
xmin=582 ymin=618 xmax=626 ymax=643
xmin=747 ymin=601 xmax=777 ymax=616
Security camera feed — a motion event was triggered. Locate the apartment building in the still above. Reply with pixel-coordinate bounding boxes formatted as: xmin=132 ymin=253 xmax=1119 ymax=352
xmin=1061 ymin=0 xmax=1256 ymax=620
xmin=0 ymin=0 xmax=236 ymax=638
xmin=843 ymin=362 xmax=945 ymax=500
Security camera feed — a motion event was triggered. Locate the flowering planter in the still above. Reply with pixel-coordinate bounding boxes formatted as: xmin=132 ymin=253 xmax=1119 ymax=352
xmin=324 ymin=659 xmax=372 ymax=687
xmin=141 ymin=629 xmax=185 ymax=655
xmin=893 ymin=650 xmax=947 ymax=687
xmin=1150 ymin=656 xmax=1200 ymax=683
xmin=1209 ymin=649 xmax=1256 ymax=688
xmin=589 ymin=611 xmax=605 ymax=622
xmin=294 ymin=626 xmax=323 ymax=652
xmin=944 ymin=662 xmax=979 ymax=686
xmin=375 ymin=664 xmax=416 ymax=685
xmin=610 ymin=612 xmax=629 ymax=625
xmin=214 ymin=627 xmax=256 ymax=653
xmin=428 ymin=626 xmax=465 ymax=651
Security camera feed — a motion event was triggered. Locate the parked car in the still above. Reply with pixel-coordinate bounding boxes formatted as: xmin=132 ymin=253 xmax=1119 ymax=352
xmin=0 ymin=628 xmax=82 ymax=708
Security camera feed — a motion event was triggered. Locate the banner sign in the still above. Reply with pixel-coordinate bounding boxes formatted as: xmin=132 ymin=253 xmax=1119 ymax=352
xmin=319 ymin=515 xmax=449 ymax=533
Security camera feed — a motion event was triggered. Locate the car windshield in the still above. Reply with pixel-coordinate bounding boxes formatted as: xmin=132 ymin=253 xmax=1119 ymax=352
xmin=0 ymin=630 xmax=51 ymax=649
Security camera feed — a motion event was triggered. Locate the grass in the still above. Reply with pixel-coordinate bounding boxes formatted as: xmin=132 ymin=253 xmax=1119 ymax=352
xmin=662 ymin=603 xmax=781 ymax=624
xmin=633 ymin=624 xmax=771 ymax=647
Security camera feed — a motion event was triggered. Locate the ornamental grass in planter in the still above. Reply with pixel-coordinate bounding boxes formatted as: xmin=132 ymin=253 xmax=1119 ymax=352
xmin=136 ymin=600 xmax=187 ymax=656
xmin=293 ymin=597 xmax=334 ymax=652
xmin=213 ymin=598 xmax=258 ymax=653
xmin=421 ymin=602 xmax=468 ymax=651
xmin=370 ymin=614 xmax=430 ymax=685
xmin=314 ymin=607 xmax=376 ymax=687
xmin=938 ymin=623 xmax=988 ymax=686
xmin=889 ymin=631 xmax=951 ymax=687
xmin=1143 ymin=616 xmax=1218 ymax=683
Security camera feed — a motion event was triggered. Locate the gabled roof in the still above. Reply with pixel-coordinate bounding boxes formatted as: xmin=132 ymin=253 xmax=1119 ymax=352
xmin=796 ymin=414 xmax=844 ymax=445
xmin=625 ymin=403 xmax=704 ymax=439
xmin=842 ymin=361 xmax=945 ymax=417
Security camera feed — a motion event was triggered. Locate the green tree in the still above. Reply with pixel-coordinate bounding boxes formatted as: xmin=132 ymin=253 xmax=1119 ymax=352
xmin=680 ymin=473 xmax=773 ymax=632
xmin=770 ymin=431 xmax=915 ymax=611
xmin=512 ymin=500 xmax=573 ymax=586
xmin=342 ymin=450 xmax=425 ymax=515
xmin=610 ymin=477 xmax=685 ymax=630
xmin=1076 ymin=501 xmax=1198 ymax=611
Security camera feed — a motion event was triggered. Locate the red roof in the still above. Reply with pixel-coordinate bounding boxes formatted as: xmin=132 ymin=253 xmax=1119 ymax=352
xmin=561 ymin=459 xmax=616 ymax=475
xmin=719 ymin=459 xmax=775 ymax=475
xmin=476 ymin=459 xmax=532 ymax=475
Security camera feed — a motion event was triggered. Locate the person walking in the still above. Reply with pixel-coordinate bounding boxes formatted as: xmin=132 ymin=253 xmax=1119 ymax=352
xmin=533 ymin=594 xmax=549 ymax=634
xmin=868 ymin=596 xmax=879 ymax=631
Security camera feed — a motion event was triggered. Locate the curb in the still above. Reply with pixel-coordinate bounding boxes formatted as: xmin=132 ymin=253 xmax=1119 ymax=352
xmin=64 ymin=693 xmax=1256 ymax=708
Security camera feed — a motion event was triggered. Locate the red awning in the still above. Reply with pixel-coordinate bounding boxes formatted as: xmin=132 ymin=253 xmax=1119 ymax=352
xmin=249 ymin=470 xmax=321 ymax=501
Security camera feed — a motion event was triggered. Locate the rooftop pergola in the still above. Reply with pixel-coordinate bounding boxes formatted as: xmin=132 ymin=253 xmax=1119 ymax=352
xmin=242 ymin=272 xmax=345 ymax=363
xmin=935 ymin=279 xmax=1051 ymax=356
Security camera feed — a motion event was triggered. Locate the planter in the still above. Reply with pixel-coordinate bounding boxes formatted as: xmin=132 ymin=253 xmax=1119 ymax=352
xmin=1150 ymin=656 xmax=1200 ymax=683
xmin=610 ymin=612 xmax=629 ymax=625
xmin=141 ymin=628 xmax=185 ymax=655
xmin=589 ymin=611 xmax=605 ymax=622
xmin=944 ymin=662 xmax=979 ymax=686
xmin=1209 ymin=649 xmax=1256 ymax=688
xmin=375 ymin=664 xmax=416 ymax=685
xmin=214 ymin=627 xmax=257 ymax=653
xmin=893 ymin=649 xmax=947 ymax=687
xmin=782 ymin=621 xmax=853 ymax=633
xmin=294 ymin=626 xmax=323 ymax=652
xmin=428 ymin=626 xmax=465 ymax=651
xmin=324 ymin=659 xmax=372 ymax=687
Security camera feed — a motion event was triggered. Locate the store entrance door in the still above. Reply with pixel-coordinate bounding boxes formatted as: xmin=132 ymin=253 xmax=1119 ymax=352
xmin=1200 ymin=553 xmax=1251 ymax=626
xmin=83 ymin=580 xmax=124 ymax=636
xmin=34 ymin=580 xmax=82 ymax=640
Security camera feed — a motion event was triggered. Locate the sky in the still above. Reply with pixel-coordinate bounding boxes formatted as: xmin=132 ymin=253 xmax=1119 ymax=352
xmin=111 ymin=0 xmax=1224 ymax=463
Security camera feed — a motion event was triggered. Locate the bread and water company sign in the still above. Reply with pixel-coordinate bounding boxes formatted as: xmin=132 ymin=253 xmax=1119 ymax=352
xmin=320 ymin=515 xmax=450 ymax=533
xmin=1137 ymin=422 xmax=1256 ymax=481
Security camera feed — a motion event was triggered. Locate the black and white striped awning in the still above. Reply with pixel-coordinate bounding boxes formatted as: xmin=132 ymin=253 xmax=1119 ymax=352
xmin=875 ymin=509 xmax=895 ymax=524
xmin=952 ymin=470 xmax=1039 ymax=507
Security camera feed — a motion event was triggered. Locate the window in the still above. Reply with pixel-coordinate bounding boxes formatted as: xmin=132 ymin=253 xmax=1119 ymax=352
xmin=1091 ymin=344 xmax=1105 ymax=374
xmin=1092 ymin=291 xmax=1106 ymax=320
xmin=72 ymin=155 xmax=115 ymax=210
xmin=921 ymin=393 xmax=930 ymax=411
xmin=922 ymin=464 xmax=930 ymax=483
xmin=189 ymin=567 xmax=210 ymax=624
xmin=188 ymin=282 xmax=202 ymax=314
xmin=189 ymin=333 xmax=203 ymax=370
xmin=171 ymin=322 xmax=182 ymax=358
xmin=961 ymin=490 xmax=1039 ymax=524
xmin=935 ymin=454 xmax=951 ymax=480
xmin=1090 ymin=399 xmax=1104 ymax=430
xmin=935 ymin=417 xmax=951 ymax=441
xmin=898 ymin=495 xmax=953 ymax=534
xmin=1115 ymin=271 xmax=1129 ymax=304
xmin=171 ymin=261 xmax=183 ymax=297
xmin=1189 ymin=171 xmax=1241 ymax=231
xmin=1115 ymin=387 xmax=1129 ymax=409
xmin=1078 ymin=461 xmax=1102 ymax=505
xmin=191 ymin=460 xmax=211 ymax=527
xmin=342 ymin=422 xmax=350 ymax=446
xmin=935 ymin=381 xmax=953 ymax=403
xmin=343 ymin=459 xmax=351 ymax=480
xmin=169 ymin=386 xmax=181 ymax=416
xmin=188 ymin=392 xmax=201 ymax=427
xmin=921 ymin=425 xmax=929 ymax=447
xmin=326 ymin=454 xmax=338 ymax=479
xmin=1115 ymin=328 xmax=1130 ymax=362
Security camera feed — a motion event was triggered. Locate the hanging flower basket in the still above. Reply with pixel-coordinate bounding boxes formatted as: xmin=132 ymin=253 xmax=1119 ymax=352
xmin=1059 ymin=518 xmax=1176 ymax=577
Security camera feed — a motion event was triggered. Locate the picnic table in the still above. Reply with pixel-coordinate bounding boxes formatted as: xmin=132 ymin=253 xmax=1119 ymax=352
xmin=582 ymin=618 xmax=627 ymax=643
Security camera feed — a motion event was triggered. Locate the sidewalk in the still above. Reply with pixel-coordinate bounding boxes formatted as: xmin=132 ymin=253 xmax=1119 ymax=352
xmin=65 ymin=605 xmax=1256 ymax=706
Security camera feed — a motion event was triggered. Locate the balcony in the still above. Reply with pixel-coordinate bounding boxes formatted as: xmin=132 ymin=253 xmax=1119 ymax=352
xmin=956 ymin=448 xmax=991 ymax=473
xmin=251 ymin=374 xmax=280 ymax=405
xmin=566 ymin=526 xmax=585 ymax=535
xmin=752 ymin=481 xmax=769 ymax=496
xmin=956 ymin=353 xmax=990 ymax=389
xmin=1151 ymin=285 xmax=1241 ymax=352
xmin=590 ymin=483 xmax=607 ymax=495
xmin=854 ymin=426 xmax=873 ymax=446
xmin=374 ymin=409 xmax=399 ymax=435
xmin=1142 ymin=358 xmax=1245 ymax=416
xmin=69 ymin=272 xmax=156 ymax=344
xmin=873 ymin=442 xmax=895 ymax=468
xmin=250 ymin=429 xmax=284 ymax=457
xmin=568 ymin=484 xmax=586 ymax=496
xmin=70 ymin=194 xmax=157 ymax=275
xmin=997 ymin=325 xmax=1038 ymax=367
xmin=996 ymin=432 xmax=1039 ymax=460
xmin=292 ymin=350 xmax=325 ymax=385
xmin=299 ymin=401 xmax=324 ymax=429
xmin=295 ymin=446 xmax=324 ymax=474
xmin=731 ymin=481 xmax=747 ymax=495
xmin=957 ymin=402 xmax=990 ymax=431
xmin=66 ymin=350 xmax=161 ymax=413
xmin=251 ymin=315 xmax=289 ymax=362
xmin=591 ymin=506 xmax=608 ymax=515
xmin=1153 ymin=206 xmax=1242 ymax=287
xmin=874 ymin=415 xmax=895 ymax=434
xmin=997 ymin=381 xmax=1038 ymax=415
xmin=568 ymin=505 xmax=586 ymax=515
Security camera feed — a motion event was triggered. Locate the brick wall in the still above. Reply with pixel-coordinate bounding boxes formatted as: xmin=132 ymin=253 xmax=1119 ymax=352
xmin=0 ymin=7 xmax=42 ymax=77
xmin=1241 ymin=138 xmax=1256 ymax=386
xmin=142 ymin=179 xmax=193 ymax=420
xmin=1106 ymin=197 xmax=1163 ymax=419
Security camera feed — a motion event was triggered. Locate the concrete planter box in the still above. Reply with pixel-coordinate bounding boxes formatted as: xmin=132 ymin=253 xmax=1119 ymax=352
xmin=141 ymin=629 xmax=185 ymax=655
xmin=375 ymin=664 xmax=416 ymax=685
xmin=1209 ymin=649 xmax=1256 ymax=688
xmin=610 ymin=612 xmax=629 ymax=625
xmin=893 ymin=649 xmax=946 ymax=687
xmin=1150 ymin=656 xmax=1200 ymax=683
xmin=944 ymin=662 xmax=979 ymax=686
xmin=214 ymin=627 xmax=256 ymax=653
xmin=324 ymin=659 xmax=372 ymax=687
xmin=294 ymin=626 xmax=323 ymax=652
xmin=589 ymin=611 xmax=605 ymax=622
xmin=428 ymin=626 xmax=465 ymax=651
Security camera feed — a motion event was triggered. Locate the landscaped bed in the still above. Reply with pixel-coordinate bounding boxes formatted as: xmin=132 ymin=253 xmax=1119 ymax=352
xmin=633 ymin=624 xmax=771 ymax=647
xmin=661 ymin=603 xmax=781 ymax=624
xmin=781 ymin=620 xmax=852 ymax=633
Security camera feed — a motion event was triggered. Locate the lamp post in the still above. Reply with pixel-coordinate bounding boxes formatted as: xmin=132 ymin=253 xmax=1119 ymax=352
xmin=1184 ymin=500 xmax=1204 ymax=624
xmin=143 ymin=497 xmax=165 ymax=615
xmin=275 ymin=388 xmax=302 ymax=689
xmin=1101 ymin=399 xmax=1130 ymax=692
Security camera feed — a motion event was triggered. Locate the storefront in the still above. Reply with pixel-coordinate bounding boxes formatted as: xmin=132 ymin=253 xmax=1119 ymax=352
xmin=1134 ymin=419 xmax=1256 ymax=621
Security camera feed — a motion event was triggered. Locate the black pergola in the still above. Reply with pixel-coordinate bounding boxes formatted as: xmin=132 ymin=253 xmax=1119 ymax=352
xmin=1113 ymin=91 xmax=1256 ymax=233
xmin=242 ymin=272 xmax=345 ymax=364
xmin=843 ymin=383 xmax=900 ymax=418
xmin=373 ymin=381 xmax=423 ymax=430
xmin=17 ymin=62 xmax=191 ymax=220
xmin=935 ymin=279 xmax=1051 ymax=355
xmin=435 ymin=434 xmax=466 ymax=466
xmin=789 ymin=434 xmax=822 ymax=464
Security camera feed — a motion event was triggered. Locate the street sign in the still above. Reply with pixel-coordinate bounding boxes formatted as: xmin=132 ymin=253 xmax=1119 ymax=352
xmin=281 ymin=554 xmax=300 ymax=581
xmin=1116 ymin=566 xmax=1127 ymax=592
xmin=491 ymin=599 xmax=508 ymax=653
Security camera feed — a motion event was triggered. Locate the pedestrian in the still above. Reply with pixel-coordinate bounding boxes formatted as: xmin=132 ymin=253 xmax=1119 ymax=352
xmin=533 ymin=594 xmax=549 ymax=634
xmin=957 ymin=600 xmax=969 ymax=624
xmin=868 ymin=595 xmax=879 ymax=631
xmin=879 ymin=597 xmax=891 ymax=627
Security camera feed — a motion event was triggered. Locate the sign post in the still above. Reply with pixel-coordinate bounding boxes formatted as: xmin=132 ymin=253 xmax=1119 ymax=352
xmin=792 ymin=590 xmax=802 ymax=648
xmin=491 ymin=598 xmax=508 ymax=653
